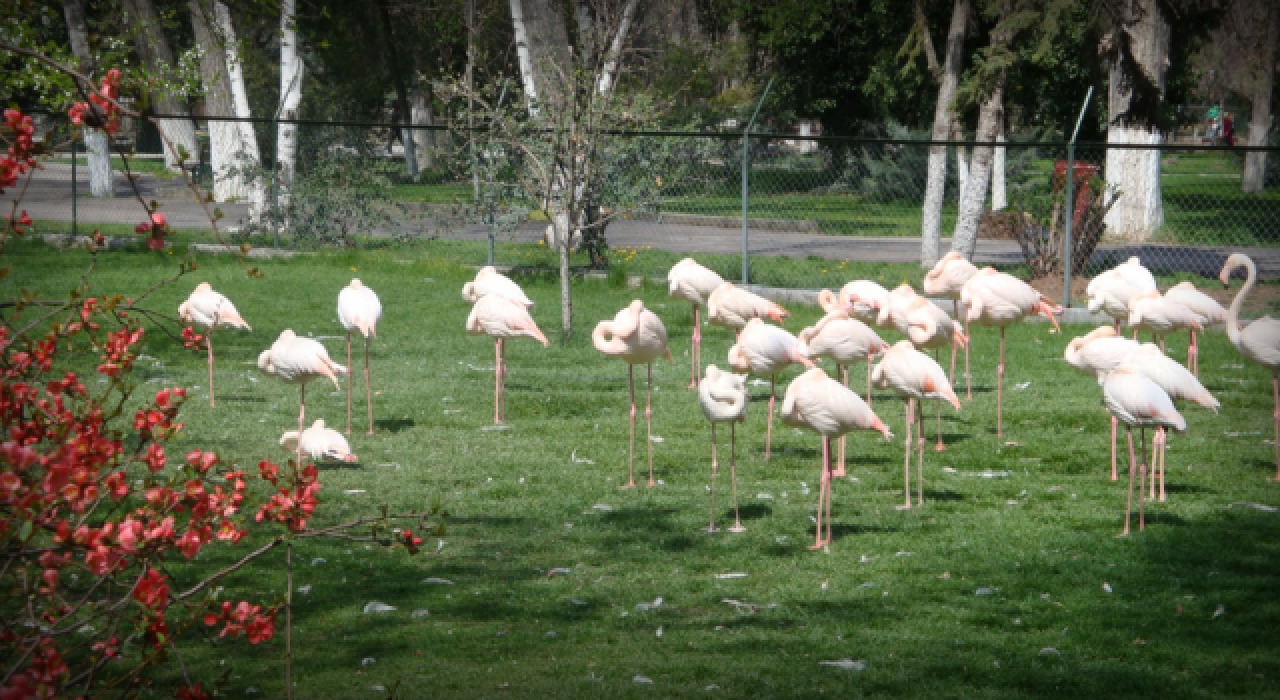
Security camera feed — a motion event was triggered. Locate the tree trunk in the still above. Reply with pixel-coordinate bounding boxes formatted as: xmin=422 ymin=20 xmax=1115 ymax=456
xmin=596 ymin=0 xmax=639 ymax=96
xmin=509 ymin=0 xmax=540 ymax=112
xmin=1242 ymin=2 xmax=1278 ymax=193
xmin=991 ymin=119 xmax=1007 ymax=211
xmin=63 ymin=0 xmax=113 ymax=198
xmin=277 ymin=0 xmax=303 ymax=197
xmin=1103 ymin=0 xmax=1170 ymax=240
xmin=121 ymin=0 xmax=199 ymax=170
xmin=920 ymin=0 xmax=970 ymax=266
xmin=378 ymin=0 xmax=417 ymax=178
xmin=213 ymin=1 xmax=265 ymax=216
xmin=467 ymin=0 xmax=479 ymax=198
xmin=950 ymin=80 xmax=1004 ymax=259
xmin=411 ymin=87 xmax=435 ymax=170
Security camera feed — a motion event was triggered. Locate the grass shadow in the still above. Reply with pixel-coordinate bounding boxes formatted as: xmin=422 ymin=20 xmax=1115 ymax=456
xmin=373 ymin=418 xmax=416 ymax=433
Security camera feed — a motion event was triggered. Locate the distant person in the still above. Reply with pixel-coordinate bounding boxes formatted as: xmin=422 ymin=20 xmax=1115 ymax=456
xmin=1224 ymin=112 xmax=1235 ymax=147
xmin=1207 ymin=103 xmax=1221 ymax=145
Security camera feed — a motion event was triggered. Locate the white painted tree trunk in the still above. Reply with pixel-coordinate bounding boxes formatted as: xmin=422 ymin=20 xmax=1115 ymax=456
xmin=215 ymin=0 xmax=265 ymax=217
xmin=955 ymin=143 xmax=969 ymax=206
xmin=1242 ymin=1 xmax=1277 ymax=193
xmin=411 ymin=88 xmax=435 ymax=170
xmin=919 ymin=0 xmax=969 ymax=266
xmin=277 ymin=0 xmax=303 ymax=199
xmin=63 ymin=0 xmax=114 ymax=198
xmin=991 ymin=124 xmax=1007 ymax=211
xmin=122 ymin=0 xmax=198 ymax=171
xmin=950 ymin=83 xmax=1004 ymax=260
xmin=510 ymin=0 xmax=540 ymax=113
xmin=1103 ymin=126 xmax=1164 ymax=238
xmin=595 ymin=0 xmax=638 ymax=96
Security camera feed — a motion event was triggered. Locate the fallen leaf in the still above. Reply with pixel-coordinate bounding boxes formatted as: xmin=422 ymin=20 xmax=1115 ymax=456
xmin=634 ymin=675 xmax=653 ymax=684
xmin=1228 ymin=502 xmax=1277 ymax=512
xmin=1213 ymin=604 xmax=1225 ymax=619
xmin=1038 ymin=648 xmax=1060 ymax=656
xmin=422 ymin=577 xmax=454 ymax=585
xmin=363 ymin=602 xmax=396 ymax=614
xmin=411 ymin=609 xmax=430 ymax=618
xmin=818 ymin=659 xmax=867 ymax=671
xmin=1102 ymin=582 xmax=1113 ymax=594
xmin=715 ymin=573 xmax=748 ymax=579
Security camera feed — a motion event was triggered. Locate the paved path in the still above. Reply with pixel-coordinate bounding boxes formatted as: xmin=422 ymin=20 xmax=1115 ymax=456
xmin=19 ymin=165 xmax=1280 ymax=277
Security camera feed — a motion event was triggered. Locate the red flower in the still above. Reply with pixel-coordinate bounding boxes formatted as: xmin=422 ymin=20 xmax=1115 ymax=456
xmin=132 ymin=568 xmax=169 ymax=611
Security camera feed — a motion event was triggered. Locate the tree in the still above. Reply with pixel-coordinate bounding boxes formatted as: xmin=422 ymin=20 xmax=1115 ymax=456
xmin=62 ymin=0 xmax=113 ymax=198
xmin=1239 ymin=0 xmax=1277 ymax=193
xmin=277 ymin=0 xmax=303 ymax=203
xmin=121 ymin=0 xmax=199 ymax=171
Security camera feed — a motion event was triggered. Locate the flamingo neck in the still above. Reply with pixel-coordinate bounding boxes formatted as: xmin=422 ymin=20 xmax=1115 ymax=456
xmin=1225 ymin=259 xmax=1255 ymax=349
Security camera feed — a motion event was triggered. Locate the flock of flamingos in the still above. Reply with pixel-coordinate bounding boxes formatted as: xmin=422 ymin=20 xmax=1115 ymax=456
xmin=176 ymin=251 xmax=1279 ymax=550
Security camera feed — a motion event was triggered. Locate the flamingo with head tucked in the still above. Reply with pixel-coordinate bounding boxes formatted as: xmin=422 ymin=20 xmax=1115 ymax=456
xmin=338 ymin=279 xmax=382 ymax=435
xmin=872 ymin=340 xmax=960 ymax=509
xmin=798 ymin=309 xmax=888 ymax=474
xmin=668 ymin=258 xmax=725 ymax=388
xmin=594 ymin=300 xmax=671 ymax=489
xmin=698 ymin=364 xmax=749 ymax=532
xmin=466 ymin=295 xmax=549 ymax=425
xmin=729 ymin=318 xmax=815 ymax=461
xmin=179 ymin=282 xmax=252 ymax=407
xmin=1103 ymin=367 xmax=1185 ymax=536
xmin=1163 ymin=281 xmax=1227 ymax=376
xmin=707 ymin=282 xmax=788 ymax=338
xmin=1087 ymin=257 xmax=1157 ymax=336
xmin=1065 ymin=326 xmax=1141 ymax=480
xmin=838 ymin=280 xmax=891 ymax=327
xmin=1219 ymin=253 xmax=1280 ymax=480
xmin=462 ymin=266 xmax=533 ymax=308
xmin=924 ymin=251 xmax=980 ymax=398
xmin=1127 ymin=289 xmax=1201 ymax=353
xmin=281 ymin=419 xmax=358 ymax=463
xmin=258 ymin=330 xmax=347 ymax=466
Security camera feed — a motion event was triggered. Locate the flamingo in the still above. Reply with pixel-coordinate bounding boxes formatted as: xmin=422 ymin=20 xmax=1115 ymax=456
xmin=798 ymin=310 xmax=888 ymax=475
xmin=1219 ymin=253 xmax=1280 ymax=480
xmin=280 ymin=419 xmax=358 ymax=463
xmin=178 ymin=282 xmax=252 ymax=407
xmin=871 ymin=340 xmax=961 ymax=509
xmin=961 ymin=268 xmax=1062 ymax=438
xmin=1103 ymin=366 xmax=1185 ymax=536
xmin=1087 ymin=257 xmax=1157 ymax=335
xmin=461 ymin=266 xmax=533 ymax=307
xmin=698 ymin=364 xmax=748 ymax=532
xmin=707 ymin=282 xmax=788 ymax=338
xmin=878 ymin=285 xmax=967 ymax=451
xmin=1164 ymin=281 xmax=1227 ymax=376
xmin=668 ymin=258 xmax=725 ymax=389
xmin=838 ymin=280 xmax=891 ymax=327
xmin=781 ymin=367 xmax=891 ymax=550
xmin=1064 ymin=326 xmax=1141 ymax=480
xmin=728 ymin=318 xmax=815 ymax=461
xmin=258 ymin=330 xmax=347 ymax=466
xmin=1114 ymin=343 xmax=1219 ymax=502
xmin=337 ymin=279 xmax=382 ymax=436
xmin=465 ymin=295 xmax=549 ymax=425
xmin=924 ymin=251 xmax=980 ymax=399
xmin=593 ymin=300 xmax=671 ymax=489
xmin=1127 ymin=289 xmax=1201 ymax=353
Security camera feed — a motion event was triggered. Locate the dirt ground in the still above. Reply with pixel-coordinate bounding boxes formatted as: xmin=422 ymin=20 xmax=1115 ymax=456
xmin=1030 ymin=274 xmax=1280 ymax=315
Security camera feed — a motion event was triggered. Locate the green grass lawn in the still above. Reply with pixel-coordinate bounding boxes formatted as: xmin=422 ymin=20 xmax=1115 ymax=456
xmin=4 ymin=240 xmax=1279 ymax=698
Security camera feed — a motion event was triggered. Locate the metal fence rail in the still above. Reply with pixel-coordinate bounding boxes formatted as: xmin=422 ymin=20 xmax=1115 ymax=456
xmin=17 ymin=114 xmax=1280 ymax=296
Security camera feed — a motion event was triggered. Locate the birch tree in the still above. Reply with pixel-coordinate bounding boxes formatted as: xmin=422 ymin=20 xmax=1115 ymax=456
xmin=188 ymin=0 xmax=259 ymax=206
xmin=1100 ymin=0 xmax=1170 ymax=240
xmin=277 ymin=0 xmax=304 ymax=201
xmin=1241 ymin=0 xmax=1277 ymax=193
xmin=62 ymin=0 xmax=113 ymax=198
xmin=121 ymin=0 xmax=199 ymax=171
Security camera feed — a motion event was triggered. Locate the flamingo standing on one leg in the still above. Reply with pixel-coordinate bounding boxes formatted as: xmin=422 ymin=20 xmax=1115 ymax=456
xmin=466 ymin=295 xmax=549 ymax=425
xmin=961 ymin=268 xmax=1062 ymax=438
xmin=878 ymin=285 xmax=967 ymax=451
xmin=798 ymin=310 xmax=887 ymax=475
xmin=729 ymin=318 xmax=815 ymax=461
xmin=668 ymin=258 xmax=725 ymax=389
xmin=593 ymin=300 xmax=671 ymax=489
xmin=337 ymin=279 xmax=382 ymax=436
xmin=871 ymin=340 xmax=961 ymax=509
xmin=1087 ymin=257 xmax=1157 ymax=336
xmin=924 ymin=251 xmax=980 ymax=399
xmin=1065 ymin=326 xmax=1141 ymax=481
xmin=258 ymin=330 xmax=347 ymax=466
xmin=815 ymin=289 xmax=889 ymax=406
xmin=781 ymin=366 xmax=891 ymax=550
xmin=1102 ymin=367 xmax=1186 ymax=536
xmin=707 ymin=282 xmax=789 ymax=339
xmin=1163 ymin=281 xmax=1227 ymax=377
xmin=178 ymin=282 xmax=252 ymax=407
xmin=698 ymin=364 xmax=748 ymax=532
xmin=462 ymin=266 xmax=534 ymax=307
xmin=1219 ymin=253 xmax=1280 ymax=480
xmin=1127 ymin=290 xmax=1201 ymax=353
xmin=838 ymin=280 xmax=891 ymax=327
xmin=280 ymin=419 xmax=358 ymax=463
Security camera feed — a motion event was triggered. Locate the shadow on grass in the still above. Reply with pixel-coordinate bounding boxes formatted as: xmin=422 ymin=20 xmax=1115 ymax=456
xmin=373 ymin=417 xmax=415 ymax=433
xmin=216 ymin=394 xmax=269 ymax=403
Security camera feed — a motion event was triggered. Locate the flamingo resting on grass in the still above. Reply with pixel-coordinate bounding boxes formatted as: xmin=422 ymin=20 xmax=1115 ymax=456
xmin=1102 ymin=367 xmax=1185 ymax=536
xmin=668 ymin=258 xmax=725 ymax=389
xmin=728 ymin=318 xmax=815 ymax=461
xmin=281 ymin=419 xmax=358 ymax=463
xmin=1219 ymin=253 xmax=1280 ymax=480
xmin=698 ymin=364 xmax=748 ymax=532
xmin=872 ymin=340 xmax=960 ymax=509
xmin=465 ymin=295 xmax=549 ymax=425
xmin=258 ymin=330 xmax=347 ymax=466
xmin=1163 ymin=281 xmax=1227 ymax=377
xmin=781 ymin=367 xmax=891 ymax=550
xmin=798 ymin=310 xmax=887 ymax=474
xmin=337 ymin=279 xmax=382 ymax=435
xmin=178 ymin=282 xmax=252 ymax=407
xmin=593 ymin=300 xmax=671 ymax=489
xmin=924 ymin=251 xmax=980 ymax=399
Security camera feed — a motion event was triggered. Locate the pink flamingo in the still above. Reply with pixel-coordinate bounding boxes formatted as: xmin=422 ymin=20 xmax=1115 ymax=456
xmin=924 ymin=251 xmax=980 ymax=399
xmin=1127 ymin=290 xmax=1201 ymax=353
xmin=1087 ymin=257 xmax=1157 ymax=336
xmin=462 ymin=266 xmax=533 ymax=307
xmin=178 ymin=282 xmax=252 ymax=407
xmin=707 ymin=282 xmax=788 ymax=338
xmin=668 ymin=258 xmax=725 ymax=389
xmin=728 ymin=318 xmax=815 ymax=461
xmin=871 ymin=340 xmax=960 ymax=509
xmin=698 ymin=364 xmax=749 ymax=532
xmin=781 ymin=367 xmax=891 ymax=550
xmin=337 ymin=279 xmax=382 ymax=435
xmin=1220 ymin=253 xmax=1280 ymax=480
xmin=1103 ymin=367 xmax=1185 ymax=536
xmin=593 ymin=300 xmax=671 ymax=489
xmin=1164 ymin=281 xmax=1227 ymax=376
xmin=1065 ymin=326 xmax=1141 ymax=481
xmin=838 ymin=280 xmax=891 ymax=327
xmin=258 ymin=330 xmax=347 ymax=466
xmin=798 ymin=309 xmax=888 ymax=475
xmin=961 ymin=268 xmax=1062 ymax=438
xmin=466 ymin=295 xmax=549 ymax=425
xmin=280 ymin=419 xmax=358 ymax=463
xmin=878 ymin=285 xmax=967 ymax=451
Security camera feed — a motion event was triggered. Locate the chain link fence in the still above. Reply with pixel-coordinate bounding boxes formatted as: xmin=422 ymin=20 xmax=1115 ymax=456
xmin=16 ymin=114 xmax=1280 ymax=296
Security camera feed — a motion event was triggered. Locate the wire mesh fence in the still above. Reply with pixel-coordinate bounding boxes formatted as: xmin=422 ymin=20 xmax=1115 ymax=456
xmin=17 ymin=114 xmax=1280 ymax=296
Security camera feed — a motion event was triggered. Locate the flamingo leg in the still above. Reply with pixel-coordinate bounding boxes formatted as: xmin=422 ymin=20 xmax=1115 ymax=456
xmin=621 ymin=365 xmax=637 ymax=489
xmin=963 ymin=304 xmax=972 ymax=401
xmin=1149 ymin=427 xmax=1159 ymax=501
xmin=1273 ymin=372 xmax=1279 ymax=481
xmin=206 ymin=332 xmax=216 ymax=408
xmin=345 ymin=331 xmax=352 ymax=433
xmin=729 ymin=423 xmax=745 ymax=533
xmin=1138 ymin=426 xmax=1147 ymax=532
xmin=1121 ymin=426 xmax=1136 ymax=537
xmin=1110 ymin=415 xmax=1119 ymax=481
xmin=706 ymin=422 xmax=719 ymax=532
xmin=934 ymin=349 xmax=946 ymax=452
xmin=997 ymin=327 xmax=1006 ymax=438
xmin=296 ymin=382 xmax=305 ymax=469
xmin=646 ymin=363 xmax=655 ymax=488
xmin=900 ymin=399 xmax=914 ymax=510
xmin=499 ymin=338 xmax=507 ymax=423
xmin=365 ymin=335 xmax=373 ymax=435
xmin=765 ymin=376 xmax=776 ymax=461
xmin=689 ymin=305 xmax=700 ymax=389
xmin=809 ymin=436 xmax=830 ymax=550
xmin=493 ymin=338 xmax=502 ymax=425
xmin=917 ymin=397 xmax=926 ymax=506
xmin=825 ymin=435 xmax=833 ymax=546
xmin=1157 ymin=427 xmax=1167 ymax=503
xmin=866 ymin=360 xmax=874 ymax=408
xmin=833 ymin=365 xmax=847 ymax=477
xmin=1188 ymin=329 xmax=1198 ymax=377
xmin=1158 ymin=335 xmax=1166 ymax=354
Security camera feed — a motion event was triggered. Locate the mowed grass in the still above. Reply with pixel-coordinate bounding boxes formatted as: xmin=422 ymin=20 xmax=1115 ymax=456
xmin=3 ymin=240 xmax=1280 ymax=698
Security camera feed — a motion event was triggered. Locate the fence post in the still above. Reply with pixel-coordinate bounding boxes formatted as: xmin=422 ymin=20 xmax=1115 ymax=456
xmin=71 ymin=127 xmax=78 ymax=238
xmin=741 ymin=78 xmax=773 ymax=285
xmin=1062 ymin=87 xmax=1093 ymax=309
